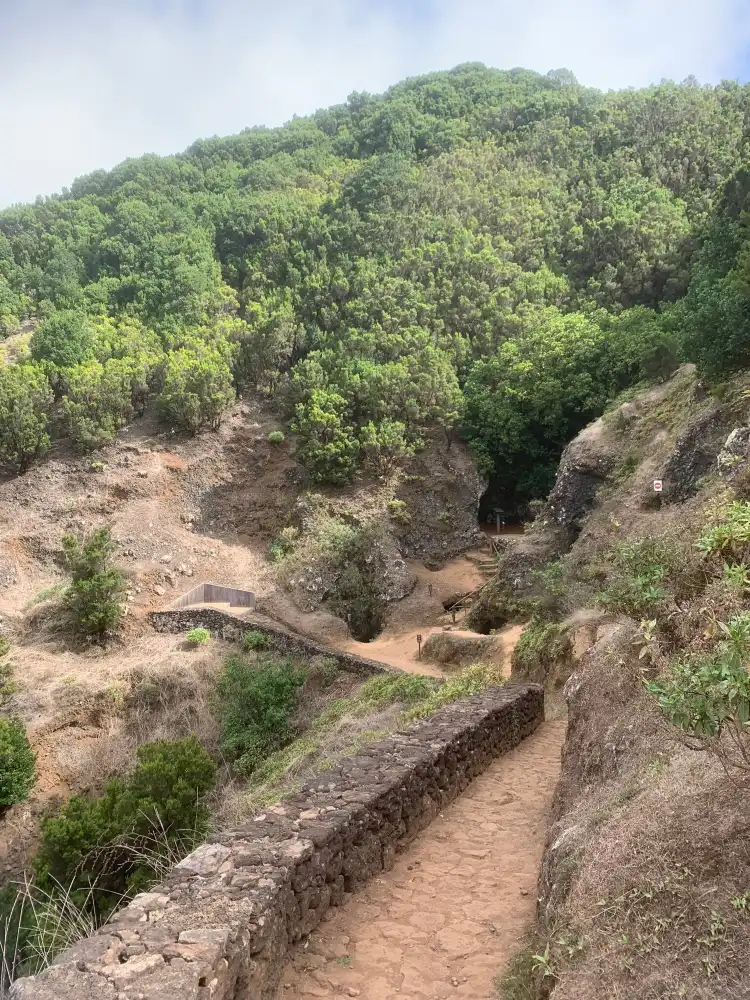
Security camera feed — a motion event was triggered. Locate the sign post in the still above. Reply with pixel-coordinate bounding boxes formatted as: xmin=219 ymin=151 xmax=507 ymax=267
xmin=416 ymin=634 xmax=423 ymax=660
xmin=653 ymin=480 xmax=663 ymax=493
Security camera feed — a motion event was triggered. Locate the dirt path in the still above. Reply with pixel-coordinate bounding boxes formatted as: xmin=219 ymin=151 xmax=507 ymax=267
xmin=278 ymin=719 xmax=565 ymax=999
xmin=342 ymin=622 xmax=524 ymax=678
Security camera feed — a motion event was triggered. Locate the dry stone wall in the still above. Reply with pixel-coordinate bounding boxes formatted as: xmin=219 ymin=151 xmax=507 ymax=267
xmin=150 ymin=608 xmax=392 ymax=677
xmin=13 ymin=684 xmax=543 ymax=1000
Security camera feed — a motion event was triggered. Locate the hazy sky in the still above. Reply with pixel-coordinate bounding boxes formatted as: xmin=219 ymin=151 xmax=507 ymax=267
xmin=1 ymin=0 xmax=750 ymax=208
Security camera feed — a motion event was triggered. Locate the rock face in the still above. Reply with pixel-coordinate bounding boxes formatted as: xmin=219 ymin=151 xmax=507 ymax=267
xmin=13 ymin=685 xmax=543 ymax=1000
xmin=659 ymin=405 xmax=729 ymax=503
xmin=541 ymin=417 xmax=615 ymax=537
xmin=538 ymin=620 xmax=661 ymax=925
xmin=394 ymin=434 xmax=486 ymax=567
xmin=718 ymin=425 xmax=750 ymax=481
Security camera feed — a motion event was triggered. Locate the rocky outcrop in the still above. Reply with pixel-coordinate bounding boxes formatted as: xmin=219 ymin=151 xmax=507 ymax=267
xmin=541 ymin=417 xmax=615 ymax=538
xmin=13 ymin=685 xmax=544 ymax=1000
xmin=394 ymin=434 xmax=486 ymax=567
xmin=659 ymin=405 xmax=729 ymax=503
xmin=718 ymin=425 xmax=750 ymax=482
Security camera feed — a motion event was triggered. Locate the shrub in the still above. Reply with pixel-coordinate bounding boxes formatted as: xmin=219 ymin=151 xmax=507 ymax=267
xmin=0 ymin=718 xmax=36 ymax=805
xmin=158 ymin=348 xmax=235 ymax=435
xmin=186 ymin=627 xmax=210 ymax=647
xmin=696 ymin=501 xmax=750 ymax=560
xmin=387 ymin=499 xmax=410 ymax=524
xmin=242 ymin=630 xmax=271 ymax=652
xmin=268 ymin=526 xmax=299 ymax=562
xmin=0 ymin=363 xmax=53 ymax=473
xmin=597 ymin=536 xmax=680 ymax=615
xmin=0 ymin=634 xmax=9 ymax=658
xmin=217 ymin=655 xmax=306 ymax=773
xmin=34 ymin=735 xmax=215 ymax=899
xmin=647 ymin=614 xmax=750 ymax=780
xmin=61 ymin=528 xmax=125 ymax=638
xmin=512 ymin=616 xmax=571 ymax=679
xmin=30 ymin=310 xmax=94 ymax=371
xmin=267 ymin=430 xmax=285 ymax=444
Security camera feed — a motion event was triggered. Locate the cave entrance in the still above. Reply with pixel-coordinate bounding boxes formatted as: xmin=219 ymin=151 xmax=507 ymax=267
xmin=477 ymin=493 xmax=524 ymax=538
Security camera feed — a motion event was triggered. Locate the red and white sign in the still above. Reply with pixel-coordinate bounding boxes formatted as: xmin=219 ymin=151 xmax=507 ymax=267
xmin=653 ymin=480 xmax=663 ymax=492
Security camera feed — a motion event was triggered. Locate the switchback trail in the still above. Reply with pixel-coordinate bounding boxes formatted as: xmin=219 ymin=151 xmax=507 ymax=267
xmin=278 ymin=719 xmax=565 ymax=1000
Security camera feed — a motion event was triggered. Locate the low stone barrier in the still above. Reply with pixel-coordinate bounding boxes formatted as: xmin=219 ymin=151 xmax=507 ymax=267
xmin=13 ymin=684 xmax=544 ymax=1000
xmin=149 ymin=607 xmax=392 ymax=677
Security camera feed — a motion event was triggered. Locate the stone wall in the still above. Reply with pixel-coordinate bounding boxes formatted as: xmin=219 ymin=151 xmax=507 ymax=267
xmin=149 ymin=608 xmax=392 ymax=678
xmin=13 ymin=684 xmax=544 ymax=1000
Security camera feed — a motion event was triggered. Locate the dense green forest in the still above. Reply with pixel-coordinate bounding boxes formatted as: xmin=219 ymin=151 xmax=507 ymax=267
xmin=2 ymin=63 xmax=750 ymax=506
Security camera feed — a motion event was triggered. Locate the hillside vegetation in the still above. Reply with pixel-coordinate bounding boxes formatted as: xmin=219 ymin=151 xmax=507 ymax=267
xmin=2 ymin=65 xmax=750 ymax=508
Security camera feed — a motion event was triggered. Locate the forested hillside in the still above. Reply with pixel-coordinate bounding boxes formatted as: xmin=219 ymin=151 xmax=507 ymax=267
xmin=2 ymin=63 xmax=750 ymax=506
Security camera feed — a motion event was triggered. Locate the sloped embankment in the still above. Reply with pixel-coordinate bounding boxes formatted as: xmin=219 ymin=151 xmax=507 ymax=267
xmin=489 ymin=366 xmax=750 ymax=999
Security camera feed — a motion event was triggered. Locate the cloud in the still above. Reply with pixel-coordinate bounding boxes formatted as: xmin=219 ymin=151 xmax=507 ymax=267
xmin=0 ymin=0 xmax=748 ymax=207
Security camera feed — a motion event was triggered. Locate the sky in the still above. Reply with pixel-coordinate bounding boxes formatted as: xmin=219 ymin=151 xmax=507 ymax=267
xmin=1 ymin=0 xmax=750 ymax=208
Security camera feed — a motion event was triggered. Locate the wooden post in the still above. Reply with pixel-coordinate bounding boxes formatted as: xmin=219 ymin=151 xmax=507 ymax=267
xmin=417 ymin=634 xmax=423 ymax=660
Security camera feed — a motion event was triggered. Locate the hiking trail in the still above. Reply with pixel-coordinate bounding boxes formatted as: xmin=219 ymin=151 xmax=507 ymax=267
xmin=273 ymin=557 xmax=564 ymax=1000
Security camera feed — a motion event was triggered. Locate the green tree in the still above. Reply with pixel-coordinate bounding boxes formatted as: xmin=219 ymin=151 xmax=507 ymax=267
xmin=158 ymin=348 xmax=235 ymax=434
xmin=292 ymin=389 xmax=360 ymax=484
xmin=34 ymin=736 xmax=215 ymax=899
xmin=61 ymin=528 xmax=125 ymax=638
xmin=30 ymin=311 xmax=94 ymax=370
xmin=61 ymin=356 xmax=156 ymax=452
xmin=0 ymin=364 xmax=53 ymax=472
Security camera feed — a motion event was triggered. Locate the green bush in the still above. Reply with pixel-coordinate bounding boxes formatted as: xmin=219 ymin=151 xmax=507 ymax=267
xmin=696 ymin=501 xmax=750 ymax=560
xmin=34 ymin=735 xmax=215 ymax=900
xmin=647 ymin=614 xmax=750 ymax=782
xmin=0 ymin=634 xmax=9 ymax=658
xmin=267 ymin=430 xmax=285 ymax=444
xmin=61 ymin=528 xmax=125 ymax=638
xmin=186 ymin=627 xmax=210 ymax=647
xmin=597 ymin=537 xmax=678 ymax=615
xmin=0 ymin=718 xmax=36 ymax=805
xmin=217 ymin=655 xmax=306 ymax=773
xmin=158 ymin=348 xmax=235 ymax=435
xmin=242 ymin=630 xmax=271 ymax=652
xmin=0 ymin=363 xmax=53 ymax=473
xmin=512 ymin=616 xmax=570 ymax=679
xmin=268 ymin=526 xmax=299 ymax=563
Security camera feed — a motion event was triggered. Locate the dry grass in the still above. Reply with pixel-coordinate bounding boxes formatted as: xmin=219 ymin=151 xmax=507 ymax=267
xmin=537 ymin=611 xmax=750 ymax=1000
xmin=0 ymin=633 xmax=230 ymax=880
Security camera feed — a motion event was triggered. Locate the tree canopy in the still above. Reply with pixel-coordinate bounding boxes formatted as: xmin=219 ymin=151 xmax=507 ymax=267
xmin=1 ymin=65 xmax=749 ymax=503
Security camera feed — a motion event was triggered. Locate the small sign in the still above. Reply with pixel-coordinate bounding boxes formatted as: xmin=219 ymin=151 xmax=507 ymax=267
xmin=653 ymin=480 xmax=663 ymax=493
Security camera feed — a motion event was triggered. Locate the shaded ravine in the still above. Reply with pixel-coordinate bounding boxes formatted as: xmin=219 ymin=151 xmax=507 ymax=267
xmin=278 ymin=719 xmax=565 ymax=999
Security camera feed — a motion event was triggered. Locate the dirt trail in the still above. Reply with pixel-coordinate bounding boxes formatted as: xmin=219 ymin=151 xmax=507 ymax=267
xmin=278 ymin=720 xmax=565 ymax=1000
xmin=278 ymin=618 xmax=564 ymax=1000
xmin=342 ymin=623 xmax=524 ymax=678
